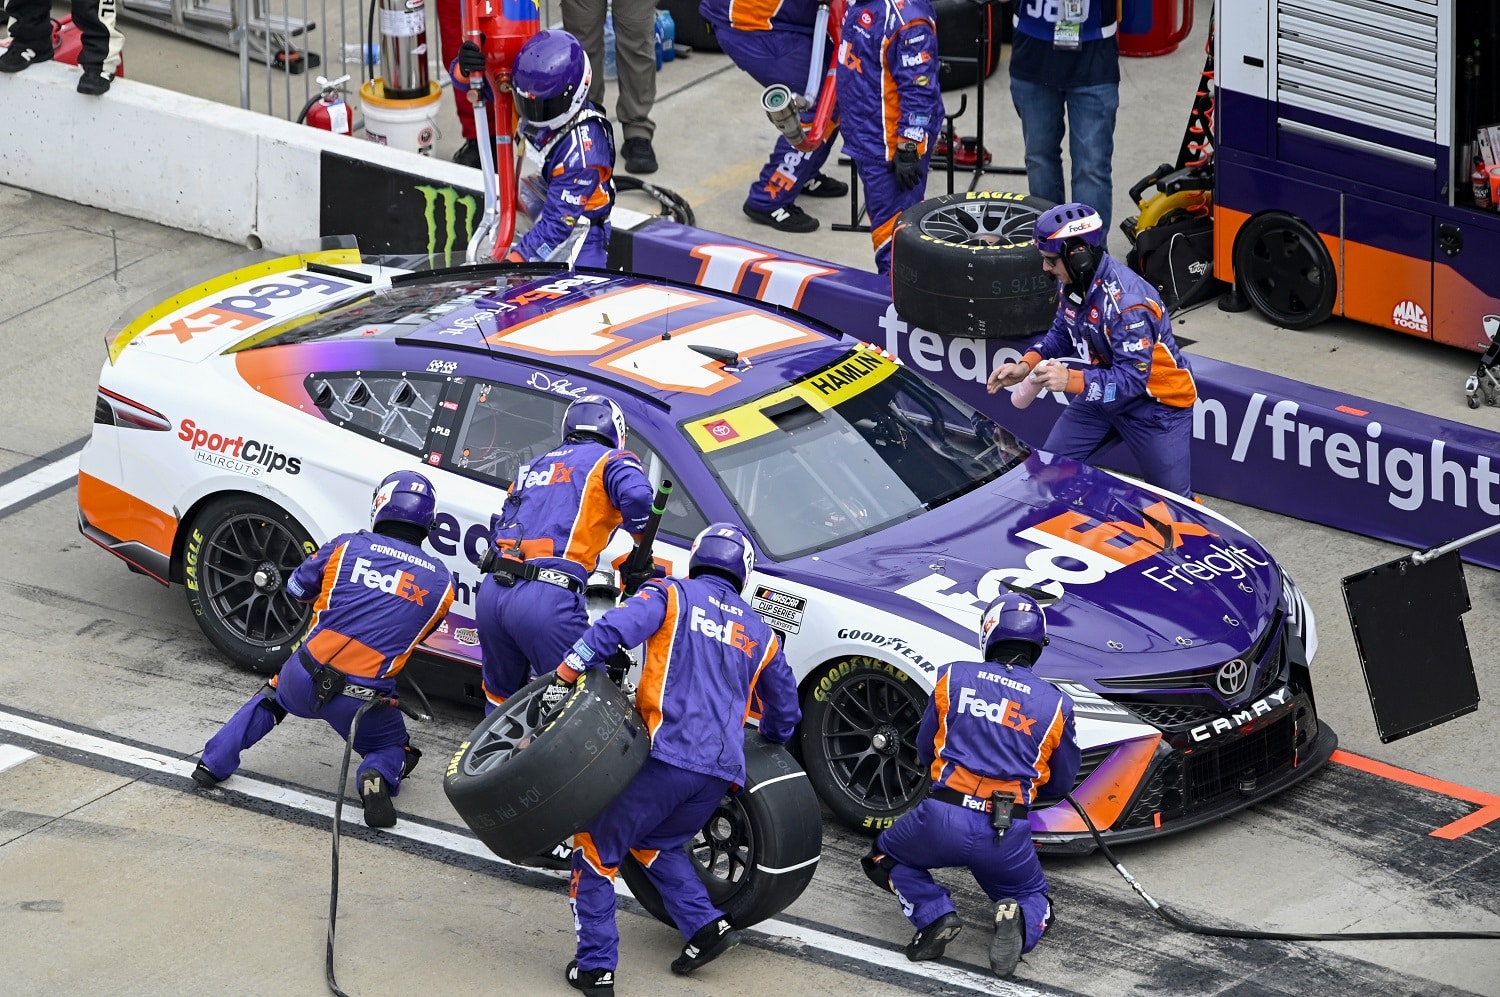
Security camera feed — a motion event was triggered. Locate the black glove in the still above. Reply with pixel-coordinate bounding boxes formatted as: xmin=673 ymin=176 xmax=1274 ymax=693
xmin=620 ymin=561 xmax=666 ymax=597
xmin=527 ymin=672 xmax=574 ymax=727
xmin=892 ymin=141 xmax=921 ymax=190
xmin=458 ymin=39 xmax=486 ymax=77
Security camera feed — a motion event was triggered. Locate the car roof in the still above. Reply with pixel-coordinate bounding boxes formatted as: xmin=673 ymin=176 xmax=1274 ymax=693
xmin=387 ymin=267 xmax=862 ymax=419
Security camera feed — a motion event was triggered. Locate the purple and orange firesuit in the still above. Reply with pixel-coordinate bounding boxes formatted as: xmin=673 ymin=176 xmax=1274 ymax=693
xmin=475 ymin=439 xmax=653 ymax=709
xmin=200 ymin=531 xmax=455 ymax=791
xmin=836 ymin=0 xmax=943 ymax=273
xmin=873 ymin=659 xmax=1079 ymax=956
xmin=563 ymin=573 xmax=801 ymax=974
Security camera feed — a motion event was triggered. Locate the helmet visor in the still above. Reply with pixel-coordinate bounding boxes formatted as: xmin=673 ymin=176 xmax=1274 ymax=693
xmin=513 ymin=86 xmax=577 ymax=129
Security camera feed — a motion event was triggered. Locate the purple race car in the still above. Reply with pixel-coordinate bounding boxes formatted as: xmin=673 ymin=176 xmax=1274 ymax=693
xmin=79 ymin=245 xmax=1336 ymax=849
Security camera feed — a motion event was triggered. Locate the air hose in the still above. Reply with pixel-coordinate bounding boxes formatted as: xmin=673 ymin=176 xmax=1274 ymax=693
xmin=1064 ymin=792 xmax=1500 ymax=941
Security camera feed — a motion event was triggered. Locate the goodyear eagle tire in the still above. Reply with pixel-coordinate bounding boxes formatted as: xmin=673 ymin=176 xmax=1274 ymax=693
xmin=620 ymin=732 xmax=822 ymax=930
xmin=443 ymin=669 xmax=649 ymax=862
xmin=799 ymin=657 xmax=929 ymax=835
xmin=183 ymin=494 xmax=318 ymax=674
xmin=891 ymin=191 xmax=1059 ymax=338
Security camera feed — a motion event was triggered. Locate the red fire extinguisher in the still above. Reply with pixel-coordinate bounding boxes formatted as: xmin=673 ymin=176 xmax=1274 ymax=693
xmin=298 ymin=75 xmax=354 ymax=136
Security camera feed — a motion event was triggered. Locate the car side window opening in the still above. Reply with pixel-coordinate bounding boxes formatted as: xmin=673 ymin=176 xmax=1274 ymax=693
xmin=695 ymin=350 xmax=1029 ymax=559
xmin=627 ymin=439 xmax=710 ymax=541
xmin=307 ymin=371 xmax=444 ymax=452
xmin=450 ymin=382 xmax=569 ymax=487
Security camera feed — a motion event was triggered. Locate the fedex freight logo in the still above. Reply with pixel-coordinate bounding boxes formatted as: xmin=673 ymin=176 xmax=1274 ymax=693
xmin=507 ymin=274 xmax=611 ymax=305
xmin=350 ymin=557 xmax=431 ymax=605
xmin=895 ymin=502 xmax=1264 ymax=624
xmin=148 ymin=273 xmax=355 ymax=343
xmin=690 ymin=605 xmax=759 ymax=656
xmin=179 ymin=419 xmax=301 ymax=475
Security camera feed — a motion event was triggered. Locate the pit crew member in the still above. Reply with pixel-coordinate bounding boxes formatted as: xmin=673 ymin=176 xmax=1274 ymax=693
xmin=985 ymin=201 xmax=1197 ymax=496
xmin=456 ymin=29 xmax=616 ymax=267
xmin=192 ymin=471 xmax=455 ymax=829
xmin=543 ymin=523 xmax=801 ymax=997
xmin=475 ymin=393 xmax=653 ymax=711
xmin=835 ymin=0 xmax=943 ymax=274
xmin=863 ymin=591 xmax=1079 ymax=978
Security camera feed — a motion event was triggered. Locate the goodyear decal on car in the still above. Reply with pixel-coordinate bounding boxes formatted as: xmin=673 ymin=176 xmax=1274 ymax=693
xmin=106 ymin=248 xmax=363 ymax=363
xmin=687 ymin=346 xmax=899 ymax=450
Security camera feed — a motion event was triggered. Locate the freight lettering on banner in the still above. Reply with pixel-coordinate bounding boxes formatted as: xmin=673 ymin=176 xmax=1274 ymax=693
xmin=417 ymin=185 xmax=479 ymax=267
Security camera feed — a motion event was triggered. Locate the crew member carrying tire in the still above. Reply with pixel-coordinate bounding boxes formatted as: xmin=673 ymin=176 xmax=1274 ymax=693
xmin=985 ymin=201 xmax=1198 ymax=496
xmin=538 ymin=523 xmax=801 ymax=997
xmin=474 ymin=393 xmax=654 ymax=713
xmin=863 ymin=592 xmax=1079 ymax=979
xmin=192 ymin=470 xmax=456 ymax=828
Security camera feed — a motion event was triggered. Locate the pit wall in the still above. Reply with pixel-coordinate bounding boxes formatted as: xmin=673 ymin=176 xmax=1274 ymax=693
xmin=6 ymin=68 xmax=1497 ymax=568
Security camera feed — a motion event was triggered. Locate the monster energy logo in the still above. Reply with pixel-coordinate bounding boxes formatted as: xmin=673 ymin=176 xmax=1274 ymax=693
xmin=417 ymin=185 xmax=478 ymax=266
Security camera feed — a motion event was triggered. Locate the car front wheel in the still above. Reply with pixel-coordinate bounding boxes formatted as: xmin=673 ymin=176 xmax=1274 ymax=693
xmin=798 ymin=657 xmax=929 ymax=835
xmin=183 ymin=495 xmax=317 ymax=673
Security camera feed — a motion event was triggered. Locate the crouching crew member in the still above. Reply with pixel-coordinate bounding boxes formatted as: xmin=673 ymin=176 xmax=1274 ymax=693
xmin=475 ymin=393 xmax=653 ymax=712
xmin=863 ymin=592 xmax=1079 ymax=978
xmin=543 ymin=524 xmax=801 ymax=997
xmin=193 ymin=471 xmax=455 ymax=829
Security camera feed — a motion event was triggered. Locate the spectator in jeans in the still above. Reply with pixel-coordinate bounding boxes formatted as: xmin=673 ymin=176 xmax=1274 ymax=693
xmin=1 ymin=0 xmax=121 ymax=94
xmin=1002 ymin=0 xmax=1120 ymax=241
xmin=563 ymin=0 xmax=659 ymax=174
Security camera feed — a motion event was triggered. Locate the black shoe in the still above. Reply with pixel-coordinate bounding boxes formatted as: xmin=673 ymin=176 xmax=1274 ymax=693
xmin=801 ymin=172 xmax=848 ymax=198
xmin=190 ymin=762 xmax=222 ymax=788
xmin=622 ymin=136 xmax=658 ymax=174
xmin=360 ymin=773 xmax=397 ymax=828
xmin=76 ymin=69 xmax=112 ymax=95
xmin=989 ymin=899 xmax=1024 ymax=978
xmin=565 ymin=960 xmax=615 ymax=996
xmin=671 ymin=916 xmax=739 ymax=975
xmin=905 ymin=910 xmax=962 ymax=962
xmin=452 ymin=139 xmax=481 ymax=168
xmin=0 ymin=44 xmax=51 ymax=73
xmin=521 ymin=839 xmax=574 ymax=871
xmin=742 ymin=203 xmax=819 ymax=234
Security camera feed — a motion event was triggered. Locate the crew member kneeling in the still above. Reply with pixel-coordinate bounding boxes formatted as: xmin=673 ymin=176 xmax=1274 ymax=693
xmin=541 ymin=524 xmax=800 ymax=997
xmin=193 ymin=471 xmax=455 ymax=828
xmin=863 ymin=592 xmax=1079 ymax=978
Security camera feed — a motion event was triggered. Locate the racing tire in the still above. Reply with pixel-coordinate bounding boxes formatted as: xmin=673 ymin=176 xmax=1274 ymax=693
xmin=1232 ymin=211 xmax=1338 ymax=330
xmin=183 ymin=494 xmax=318 ymax=674
xmin=443 ymin=670 xmax=650 ymax=862
xmin=620 ymin=732 xmax=822 ymax=930
xmin=891 ymin=192 xmax=1060 ymax=338
xmin=798 ymin=657 xmax=929 ymax=835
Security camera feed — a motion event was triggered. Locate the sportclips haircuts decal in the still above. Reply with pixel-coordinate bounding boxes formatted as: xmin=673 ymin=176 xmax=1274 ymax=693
xmin=320 ymin=152 xmax=480 ymax=263
xmin=620 ymin=230 xmax=1500 ymax=569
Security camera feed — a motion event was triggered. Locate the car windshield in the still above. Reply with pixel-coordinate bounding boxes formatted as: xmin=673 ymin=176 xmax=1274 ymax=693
xmin=688 ymin=347 xmax=1029 ymax=559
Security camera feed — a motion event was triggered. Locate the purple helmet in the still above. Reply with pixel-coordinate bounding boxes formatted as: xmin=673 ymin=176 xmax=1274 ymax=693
xmin=371 ymin=469 xmax=437 ymax=532
xmin=563 ymin=393 xmax=627 ymax=448
xmin=979 ymin=592 xmax=1049 ymax=665
xmin=1034 ymin=202 xmax=1106 ymax=254
xmin=513 ymin=30 xmax=591 ymax=131
xmin=689 ymin=523 xmax=755 ymax=592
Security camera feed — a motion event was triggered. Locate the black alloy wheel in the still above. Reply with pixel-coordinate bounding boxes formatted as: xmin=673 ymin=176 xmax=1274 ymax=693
xmin=1233 ymin=211 xmax=1338 ymax=329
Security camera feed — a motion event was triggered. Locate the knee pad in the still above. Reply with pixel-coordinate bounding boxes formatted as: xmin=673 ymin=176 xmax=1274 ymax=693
xmin=861 ymin=847 xmax=897 ymax=893
xmin=401 ymin=743 xmax=423 ymax=779
xmin=256 ymin=684 xmax=288 ymax=724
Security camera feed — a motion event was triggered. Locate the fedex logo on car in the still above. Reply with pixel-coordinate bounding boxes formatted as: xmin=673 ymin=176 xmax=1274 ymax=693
xmin=690 ymin=606 xmax=759 ymax=656
xmin=148 ymin=273 xmax=356 ymax=343
xmin=350 ymin=557 xmax=430 ymax=605
xmin=956 ymin=686 xmax=1036 ymax=734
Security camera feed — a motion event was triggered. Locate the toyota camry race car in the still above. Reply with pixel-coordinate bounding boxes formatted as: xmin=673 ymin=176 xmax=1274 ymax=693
xmin=79 ymin=241 xmax=1337 ymax=849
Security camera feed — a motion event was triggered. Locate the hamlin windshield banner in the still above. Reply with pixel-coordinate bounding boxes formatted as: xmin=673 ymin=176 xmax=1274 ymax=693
xmin=618 ymin=221 xmax=1500 ymax=570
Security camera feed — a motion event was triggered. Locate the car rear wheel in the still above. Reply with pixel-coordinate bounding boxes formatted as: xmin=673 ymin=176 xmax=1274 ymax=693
xmin=798 ymin=658 xmax=929 ymax=835
xmin=620 ymin=733 xmax=822 ymax=930
xmin=1233 ymin=211 xmax=1338 ymax=329
xmin=184 ymin=495 xmax=317 ymax=674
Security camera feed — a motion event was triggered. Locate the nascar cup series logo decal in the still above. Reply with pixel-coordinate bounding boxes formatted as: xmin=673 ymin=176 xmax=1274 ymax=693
xmin=179 ymin=419 xmax=301 ymax=476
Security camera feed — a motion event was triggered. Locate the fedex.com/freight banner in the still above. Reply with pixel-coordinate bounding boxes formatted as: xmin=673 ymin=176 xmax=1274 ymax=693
xmin=620 ymin=222 xmax=1500 ymax=570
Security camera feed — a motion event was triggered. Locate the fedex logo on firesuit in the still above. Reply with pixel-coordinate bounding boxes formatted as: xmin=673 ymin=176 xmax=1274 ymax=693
xmin=518 ymin=462 xmax=573 ymax=488
xmin=690 ymin=606 xmax=759 ymax=656
xmin=350 ymin=558 xmax=430 ymax=605
xmin=957 ymin=687 xmax=1036 ymax=734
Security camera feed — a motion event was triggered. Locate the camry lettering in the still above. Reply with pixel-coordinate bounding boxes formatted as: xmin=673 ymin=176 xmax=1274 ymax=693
xmin=350 ymin=557 xmax=429 ymax=605
xmin=956 ymin=686 xmax=1036 ymax=734
xmin=1189 ymin=687 xmax=1291 ymax=742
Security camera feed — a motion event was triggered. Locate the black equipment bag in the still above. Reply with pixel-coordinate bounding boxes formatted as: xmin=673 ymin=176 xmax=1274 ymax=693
xmin=1127 ymin=214 xmax=1226 ymax=313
